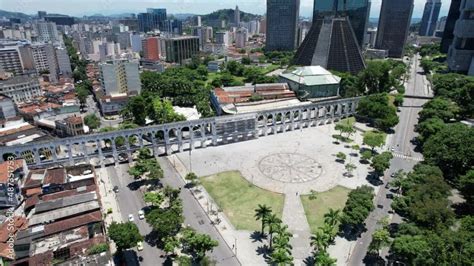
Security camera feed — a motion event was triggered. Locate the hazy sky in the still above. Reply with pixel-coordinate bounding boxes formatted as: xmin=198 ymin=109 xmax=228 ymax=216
xmin=0 ymin=0 xmax=452 ymax=18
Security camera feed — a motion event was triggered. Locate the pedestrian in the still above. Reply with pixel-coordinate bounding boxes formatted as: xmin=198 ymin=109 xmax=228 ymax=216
xmin=296 ymin=192 xmax=299 ymax=196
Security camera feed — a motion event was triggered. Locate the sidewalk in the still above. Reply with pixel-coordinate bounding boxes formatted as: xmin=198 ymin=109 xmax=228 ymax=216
xmin=97 ymin=167 xmax=123 ymax=253
xmin=170 ymin=154 xmax=266 ymax=266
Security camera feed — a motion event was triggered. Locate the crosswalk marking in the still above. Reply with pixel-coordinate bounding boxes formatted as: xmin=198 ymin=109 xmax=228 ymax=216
xmin=392 ymin=153 xmax=423 ymax=162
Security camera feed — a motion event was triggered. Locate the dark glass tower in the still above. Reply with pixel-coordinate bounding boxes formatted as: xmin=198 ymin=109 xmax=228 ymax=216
xmin=266 ymin=0 xmax=300 ymax=51
xmin=375 ymin=0 xmax=414 ymax=58
xmin=419 ymin=0 xmax=442 ymax=36
xmin=313 ymin=0 xmax=370 ymax=47
xmin=441 ymin=0 xmax=461 ymax=53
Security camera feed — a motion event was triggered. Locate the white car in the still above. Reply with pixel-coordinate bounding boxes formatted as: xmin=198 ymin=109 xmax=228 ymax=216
xmin=138 ymin=210 xmax=145 ymax=220
xmin=128 ymin=214 xmax=134 ymax=222
xmin=137 ymin=241 xmax=143 ymax=251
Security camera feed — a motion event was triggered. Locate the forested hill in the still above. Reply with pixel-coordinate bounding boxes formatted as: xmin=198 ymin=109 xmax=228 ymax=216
xmin=199 ymin=9 xmax=261 ymax=24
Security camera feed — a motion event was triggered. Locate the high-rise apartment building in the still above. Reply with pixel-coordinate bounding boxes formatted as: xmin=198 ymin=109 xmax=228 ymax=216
xmin=313 ymin=0 xmax=371 ymax=47
xmin=441 ymin=0 xmax=462 ymax=53
xmin=131 ymin=33 xmax=143 ymax=53
xmin=31 ymin=43 xmax=59 ymax=83
xmin=0 ymin=47 xmax=25 ymax=76
xmin=0 ymin=75 xmax=42 ymax=104
xmin=99 ymin=60 xmax=141 ymax=95
xmin=376 ymin=0 xmax=414 ymax=58
xmin=142 ymin=37 xmax=161 ymax=61
xmin=235 ymin=6 xmax=241 ymax=25
xmin=447 ymin=0 xmax=474 ymax=75
xmin=34 ymin=21 xmax=61 ymax=43
xmin=215 ymin=31 xmax=230 ymax=46
xmin=55 ymin=47 xmax=72 ymax=77
xmin=163 ymin=19 xmax=183 ymax=35
xmin=162 ymin=36 xmax=200 ymax=64
xmin=266 ymin=0 xmax=300 ymax=51
xmin=419 ymin=0 xmax=442 ymax=36
xmin=235 ymin=28 xmax=248 ymax=48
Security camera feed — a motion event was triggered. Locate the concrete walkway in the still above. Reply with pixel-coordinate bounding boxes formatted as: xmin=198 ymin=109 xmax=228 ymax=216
xmin=282 ymin=189 xmax=312 ymax=265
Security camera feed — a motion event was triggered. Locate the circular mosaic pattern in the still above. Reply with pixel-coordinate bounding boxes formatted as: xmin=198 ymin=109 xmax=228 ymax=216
xmin=258 ymin=153 xmax=323 ymax=183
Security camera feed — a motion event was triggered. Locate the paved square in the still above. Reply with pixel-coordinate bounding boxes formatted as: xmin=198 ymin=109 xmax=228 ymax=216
xmin=176 ymin=123 xmax=370 ymax=195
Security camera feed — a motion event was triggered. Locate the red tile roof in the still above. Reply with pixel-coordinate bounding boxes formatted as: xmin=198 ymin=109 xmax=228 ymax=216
xmin=43 ymin=168 xmax=65 ymax=185
xmin=43 ymin=210 xmax=102 ymax=236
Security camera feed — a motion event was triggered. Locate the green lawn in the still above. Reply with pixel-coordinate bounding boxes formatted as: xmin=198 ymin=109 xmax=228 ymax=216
xmin=301 ymin=186 xmax=351 ymax=233
xmin=201 ymin=171 xmax=285 ymax=231
xmin=262 ymin=64 xmax=280 ymax=74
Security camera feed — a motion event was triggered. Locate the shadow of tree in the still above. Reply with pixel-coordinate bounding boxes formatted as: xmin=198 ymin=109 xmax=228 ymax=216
xmin=256 ymin=244 xmax=271 ymax=259
xmin=363 ymin=253 xmax=386 ymax=266
xmin=250 ymin=231 xmax=265 ymax=243
xmin=366 ymin=172 xmax=384 ymax=186
xmin=144 ymin=230 xmax=160 ymax=248
xmin=304 ymin=255 xmax=315 ymax=265
xmin=338 ymin=224 xmax=367 ymax=241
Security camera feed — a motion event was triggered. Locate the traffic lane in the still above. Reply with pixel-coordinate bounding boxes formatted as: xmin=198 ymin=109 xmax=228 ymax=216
xmin=157 ymin=157 xmax=240 ymax=266
xmin=106 ymin=165 xmax=165 ymax=266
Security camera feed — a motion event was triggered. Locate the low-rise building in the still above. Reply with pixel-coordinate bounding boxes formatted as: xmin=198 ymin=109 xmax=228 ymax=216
xmin=55 ymin=115 xmax=86 ymax=137
xmin=279 ymin=66 xmax=341 ymax=100
xmin=211 ymin=83 xmax=303 ymax=115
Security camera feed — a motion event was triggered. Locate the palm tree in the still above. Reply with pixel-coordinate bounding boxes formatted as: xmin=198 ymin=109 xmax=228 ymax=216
xmin=269 ymin=248 xmax=293 ymax=266
xmin=265 ymin=214 xmax=282 ymax=249
xmin=310 ymin=230 xmax=330 ymax=254
xmin=254 ymin=204 xmax=272 ymax=235
xmin=314 ymin=250 xmax=337 ymax=266
xmin=272 ymin=224 xmax=292 ymax=251
xmin=323 ymin=209 xmax=341 ymax=227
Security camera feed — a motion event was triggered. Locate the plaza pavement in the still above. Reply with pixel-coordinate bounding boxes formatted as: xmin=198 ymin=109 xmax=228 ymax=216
xmin=172 ymin=123 xmax=379 ymax=265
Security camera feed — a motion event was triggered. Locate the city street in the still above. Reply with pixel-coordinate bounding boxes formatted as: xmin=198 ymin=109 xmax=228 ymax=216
xmin=105 ymin=160 xmax=239 ymax=266
xmin=347 ymin=54 xmax=432 ymax=265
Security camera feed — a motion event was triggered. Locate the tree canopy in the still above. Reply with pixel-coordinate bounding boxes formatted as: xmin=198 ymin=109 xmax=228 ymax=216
xmin=107 ymin=222 xmax=143 ymax=251
xmin=357 ymin=93 xmax=399 ymax=131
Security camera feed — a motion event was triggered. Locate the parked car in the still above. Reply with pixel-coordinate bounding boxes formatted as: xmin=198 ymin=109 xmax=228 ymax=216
xmin=128 ymin=214 xmax=134 ymax=222
xmin=113 ymin=186 xmax=119 ymax=193
xmin=137 ymin=241 xmax=143 ymax=251
xmin=138 ymin=210 xmax=145 ymax=220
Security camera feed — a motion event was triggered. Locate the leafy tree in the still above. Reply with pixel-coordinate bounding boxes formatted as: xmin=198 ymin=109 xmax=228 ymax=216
xmin=144 ymin=192 xmax=164 ymax=206
xmin=391 ymin=235 xmax=431 ymax=265
xmin=394 ymin=93 xmax=404 ymax=107
xmin=423 ymin=123 xmax=474 ymax=182
xmin=137 ymin=148 xmax=153 ymax=160
xmin=332 ymin=71 xmax=364 ymax=98
xmin=255 ymin=204 xmax=272 ymax=235
xmin=432 ymin=73 xmax=474 ymax=118
xmin=180 ymin=228 xmax=219 ymax=262
xmin=368 ymin=228 xmax=391 ymax=255
xmin=150 ymin=98 xmax=186 ymax=124
xmin=361 ymin=150 xmax=373 ymax=162
xmin=345 ymin=163 xmax=356 ymax=177
xmin=339 ymin=185 xmax=375 ymax=231
xmin=335 ymin=119 xmax=355 ymax=139
xmin=146 ymin=202 xmax=184 ymax=241
xmin=371 ymin=151 xmax=393 ymax=176
xmin=185 ymin=172 xmax=200 ymax=187
xmin=336 ymin=152 xmax=347 ymax=162
xmin=357 ymin=93 xmax=399 ymax=131
xmin=163 ymin=236 xmax=180 ymax=255
xmin=419 ymin=97 xmax=460 ymax=123
xmin=459 ymin=170 xmax=474 ymax=205
xmin=226 ymin=61 xmax=245 ymax=76
xmin=241 ymin=57 xmax=251 ymax=65
xmin=415 ymin=117 xmax=446 ymax=144
xmin=363 ymin=131 xmax=386 ymax=152
xmin=359 ymin=60 xmax=398 ymax=94
xmin=107 ymin=222 xmax=143 ymax=251
xmin=84 ymin=114 xmax=100 ymax=130
xmin=123 ymin=95 xmax=147 ymax=126
xmin=76 ymin=85 xmax=89 ymax=110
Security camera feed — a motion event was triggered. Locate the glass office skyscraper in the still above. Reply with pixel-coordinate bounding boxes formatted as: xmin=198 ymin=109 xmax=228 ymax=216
xmin=266 ymin=0 xmax=300 ymax=51
xmin=376 ymin=0 xmax=414 ymax=58
xmin=313 ymin=0 xmax=371 ymax=46
xmin=419 ymin=0 xmax=442 ymax=36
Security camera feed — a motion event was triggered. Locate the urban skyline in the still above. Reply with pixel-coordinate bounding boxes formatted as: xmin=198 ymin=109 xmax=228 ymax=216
xmin=0 ymin=0 xmax=451 ymax=18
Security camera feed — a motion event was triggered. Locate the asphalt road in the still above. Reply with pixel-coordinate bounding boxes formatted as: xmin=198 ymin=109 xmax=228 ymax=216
xmin=106 ymin=160 xmax=239 ymax=266
xmin=347 ymin=54 xmax=431 ymax=265
xmin=107 ymin=164 xmax=166 ymax=266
